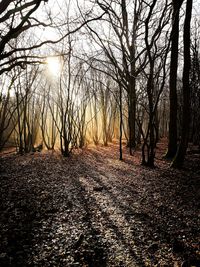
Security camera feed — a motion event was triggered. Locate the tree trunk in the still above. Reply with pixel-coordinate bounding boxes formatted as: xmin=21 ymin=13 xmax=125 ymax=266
xmin=146 ymin=68 xmax=155 ymax=167
xmin=119 ymin=83 xmax=123 ymax=160
xmin=172 ymin=0 xmax=193 ymax=168
xmin=166 ymin=0 xmax=183 ymax=158
xmin=127 ymin=76 xmax=136 ymax=154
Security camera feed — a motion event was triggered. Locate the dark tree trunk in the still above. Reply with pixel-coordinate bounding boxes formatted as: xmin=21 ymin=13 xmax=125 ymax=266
xmin=172 ymin=0 xmax=193 ymax=168
xmin=128 ymin=77 xmax=136 ymax=154
xmin=166 ymin=0 xmax=183 ymax=158
xmin=119 ymin=83 xmax=123 ymax=160
xmin=145 ymin=67 xmax=155 ymax=167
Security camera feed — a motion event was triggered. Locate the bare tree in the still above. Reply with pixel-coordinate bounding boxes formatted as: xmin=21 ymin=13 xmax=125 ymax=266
xmin=0 ymin=73 xmax=18 ymax=150
xmin=190 ymin=22 xmax=200 ymax=148
xmin=0 ymin=0 xmax=49 ymax=74
xmin=141 ymin=0 xmax=171 ymax=167
xmin=172 ymin=0 xmax=193 ymax=168
xmin=13 ymin=66 xmax=40 ymax=154
xmin=165 ymin=0 xmax=184 ymax=159
xmin=79 ymin=0 xmax=147 ymax=153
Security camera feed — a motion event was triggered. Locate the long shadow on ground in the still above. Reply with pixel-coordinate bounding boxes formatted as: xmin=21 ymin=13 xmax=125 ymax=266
xmin=0 ymin=146 xmax=199 ymax=267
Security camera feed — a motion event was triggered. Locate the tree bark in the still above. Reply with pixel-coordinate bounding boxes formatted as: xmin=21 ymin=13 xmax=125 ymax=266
xmin=119 ymin=83 xmax=123 ymax=160
xmin=166 ymin=0 xmax=183 ymax=158
xmin=128 ymin=76 xmax=136 ymax=153
xmin=172 ymin=0 xmax=193 ymax=168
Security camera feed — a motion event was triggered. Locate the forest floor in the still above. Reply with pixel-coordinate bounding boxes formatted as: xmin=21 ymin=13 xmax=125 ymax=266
xmin=0 ymin=140 xmax=200 ymax=267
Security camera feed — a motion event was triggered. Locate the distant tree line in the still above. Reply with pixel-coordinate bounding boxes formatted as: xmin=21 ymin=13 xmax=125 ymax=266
xmin=0 ymin=0 xmax=199 ymax=168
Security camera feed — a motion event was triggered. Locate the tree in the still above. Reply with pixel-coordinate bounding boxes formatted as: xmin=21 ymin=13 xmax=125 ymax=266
xmin=141 ymin=0 xmax=171 ymax=167
xmin=0 ymin=0 xmax=49 ymax=151
xmin=40 ymin=84 xmax=58 ymax=150
xmin=80 ymin=0 xmax=146 ymax=153
xmin=190 ymin=23 xmax=200 ymax=148
xmin=0 ymin=0 xmax=49 ymax=74
xmin=165 ymin=0 xmax=184 ymax=159
xmin=13 ymin=65 xmax=40 ymax=154
xmin=0 ymin=73 xmax=18 ymax=150
xmin=172 ymin=0 xmax=193 ymax=168
xmin=0 ymin=0 xmax=105 ymax=76
xmin=0 ymin=0 xmax=106 ymax=152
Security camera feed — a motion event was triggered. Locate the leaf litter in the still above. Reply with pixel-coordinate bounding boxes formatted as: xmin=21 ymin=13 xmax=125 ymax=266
xmin=0 ymin=141 xmax=199 ymax=267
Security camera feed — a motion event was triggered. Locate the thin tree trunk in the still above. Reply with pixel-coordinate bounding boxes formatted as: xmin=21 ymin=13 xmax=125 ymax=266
xmin=119 ymin=83 xmax=123 ymax=160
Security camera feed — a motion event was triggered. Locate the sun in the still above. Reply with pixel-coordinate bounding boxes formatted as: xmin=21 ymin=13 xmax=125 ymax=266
xmin=46 ymin=56 xmax=62 ymax=76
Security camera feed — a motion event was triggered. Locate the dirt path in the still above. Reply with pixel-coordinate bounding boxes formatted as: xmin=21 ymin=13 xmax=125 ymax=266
xmin=0 ymin=143 xmax=199 ymax=266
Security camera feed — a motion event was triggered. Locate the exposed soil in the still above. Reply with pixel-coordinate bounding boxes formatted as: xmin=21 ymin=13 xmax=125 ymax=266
xmin=0 ymin=141 xmax=200 ymax=267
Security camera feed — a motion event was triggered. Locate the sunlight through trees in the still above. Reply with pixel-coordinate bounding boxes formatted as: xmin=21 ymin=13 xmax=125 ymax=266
xmin=0 ymin=0 xmax=199 ymax=167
